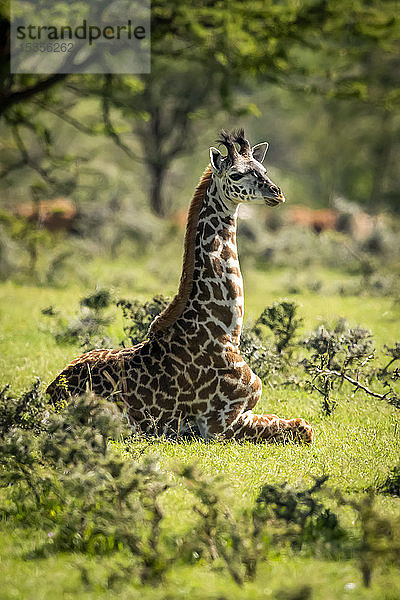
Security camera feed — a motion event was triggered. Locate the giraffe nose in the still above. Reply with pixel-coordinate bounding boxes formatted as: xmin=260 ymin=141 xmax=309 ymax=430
xmin=269 ymin=184 xmax=281 ymax=196
xmin=266 ymin=183 xmax=285 ymax=205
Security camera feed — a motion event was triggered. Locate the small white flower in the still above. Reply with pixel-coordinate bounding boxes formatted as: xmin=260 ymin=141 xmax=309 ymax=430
xmin=344 ymin=583 xmax=357 ymax=590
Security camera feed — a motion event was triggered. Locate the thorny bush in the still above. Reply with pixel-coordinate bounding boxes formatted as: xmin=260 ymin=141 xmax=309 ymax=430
xmin=41 ymin=293 xmax=400 ymax=414
xmin=0 ymin=384 xmax=400 ymax=589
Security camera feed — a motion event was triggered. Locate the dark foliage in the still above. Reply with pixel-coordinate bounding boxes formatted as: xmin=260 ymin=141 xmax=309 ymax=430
xmin=302 ymin=319 xmax=400 ymax=414
xmin=375 ymin=343 xmax=400 ymax=404
xmin=254 ymin=476 xmax=345 ymax=551
xmin=117 ymin=295 xmax=170 ymax=346
xmin=80 ymin=288 xmax=114 ymax=312
xmin=255 ymin=300 xmax=303 ymax=355
xmin=42 ymin=288 xmax=114 ymax=351
xmin=335 ymin=491 xmax=400 ymax=588
xmin=239 ymin=300 xmax=304 ymax=383
xmin=378 ymin=464 xmax=400 ymax=497
xmin=302 ymin=319 xmax=375 ymax=415
xmin=275 ymin=585 xmax=313 ymax=600
xmin=240 ymin=324 xmax=281 ymax=383
xmin=181 ymin=464 xmax=267 ymax=585
xmin=0 ymin=393 xmax=173 ymax=584
xmin=0 ymin=379 xmax=47 ymax=436
xmin=0 ymin=384 xmax=399 ymax=590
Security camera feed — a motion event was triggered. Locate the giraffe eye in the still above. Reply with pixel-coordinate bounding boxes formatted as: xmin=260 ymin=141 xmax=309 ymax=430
xmin=230 ymin=173 xmax=245 ymax=181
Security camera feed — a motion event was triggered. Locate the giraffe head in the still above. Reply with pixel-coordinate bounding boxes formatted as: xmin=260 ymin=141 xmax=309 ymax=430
xmin=209 ymin=129 xmax=285 ymax=207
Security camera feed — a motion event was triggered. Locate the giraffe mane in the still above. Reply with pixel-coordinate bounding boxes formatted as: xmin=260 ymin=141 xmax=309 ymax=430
xmin=217 ymin=128 xmax=251 ymax=160
xmin=217 ymin=129 xmax=237 ymax=164
xmin=148 ymin=165 xmax=213 ymax=337
xmin=233 ymin=128 xmax=251 ymax=157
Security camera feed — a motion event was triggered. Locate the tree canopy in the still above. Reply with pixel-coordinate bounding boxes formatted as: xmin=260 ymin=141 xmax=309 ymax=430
xmin=0 ymin=0 xmax=399 ymax=214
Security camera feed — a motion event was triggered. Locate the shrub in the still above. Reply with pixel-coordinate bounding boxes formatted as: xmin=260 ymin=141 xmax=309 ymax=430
xmin=254 ymin=476 xmax=345 ymax=552
xmin=0 ymin=379 xmax=47 ymax=436
xmin=378 ymin=465 xmax=400 ymax=497
xmin=181 ymin=464 xmax=269 ymax=585
xmin=0 ymin=393 xmax=173 ymax=584
xmin=240 ymin=324 xmax=282 ymax=383
xmin=302 ymin=319 xmax=375 ymax=415
xmin=1 ymin=385 xmax=399 ymax=592
xmin=335 ymin=491 xmax=400 ymax=587
xmin=42 ymin=288 xmax=114 ymax=351
xmin=239 ymin=300 xmax=303 ymax=384
xmin=0 ymin=393 xmax=271 ymax=586
xmin=117 ymin=295 xmax=170 ymax=346
xmin=255 ymin=300 xmax=303 ymax=355
xmin=302 ymin=319 xmax=400 ymax=413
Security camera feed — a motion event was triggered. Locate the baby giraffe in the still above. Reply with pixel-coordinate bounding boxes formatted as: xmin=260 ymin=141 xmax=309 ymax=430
xmin=47 ymin=129 xmax=313 ymax=443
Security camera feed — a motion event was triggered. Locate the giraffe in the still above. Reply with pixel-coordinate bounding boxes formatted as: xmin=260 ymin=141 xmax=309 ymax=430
xmin=46 ymin=129 xmax=313 ymax=444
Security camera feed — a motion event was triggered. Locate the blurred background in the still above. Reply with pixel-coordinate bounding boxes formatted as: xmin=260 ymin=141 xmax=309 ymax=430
xmin=0 ymin=0 xmax=399 ymax=298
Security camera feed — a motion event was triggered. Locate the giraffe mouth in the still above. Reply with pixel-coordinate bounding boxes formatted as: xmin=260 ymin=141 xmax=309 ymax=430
xmin=265 ymin=194 xmax=285 ymax=207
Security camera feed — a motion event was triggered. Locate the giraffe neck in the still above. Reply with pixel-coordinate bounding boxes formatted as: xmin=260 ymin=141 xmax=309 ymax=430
xmin=177 ymin=175 xmax=243 ymax=348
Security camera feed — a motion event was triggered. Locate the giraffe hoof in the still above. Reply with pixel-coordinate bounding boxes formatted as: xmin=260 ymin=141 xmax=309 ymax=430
xmin=291 ymin=418 xmax=314 ymax=444
xmin=302 ymin=424 xmax=314 ymax=444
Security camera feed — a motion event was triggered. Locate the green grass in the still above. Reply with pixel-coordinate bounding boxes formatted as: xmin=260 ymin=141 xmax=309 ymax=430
xmin=1 ymin=262 xmax=400 ymax=599
xmin=1 ymin=525 xmax=400 ymax=599
xmin=1 ymin=260 xmax=399 ymax=390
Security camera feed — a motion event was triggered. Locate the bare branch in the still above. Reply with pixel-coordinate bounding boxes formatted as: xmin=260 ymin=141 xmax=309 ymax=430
xmin=11 ymin=124 xmax=57 ymax=185
xmin=312 ymin=366 xmax=390 ymax=401
xmin=0 ymin=159 xmax=27 ymax=179
xmin=101 ymin=75 xmax=143 ymax=163
xmin=34 ymin=100 xmax=100 ymax=136
xmin=0 ymin=75 xmax=67 ymax=117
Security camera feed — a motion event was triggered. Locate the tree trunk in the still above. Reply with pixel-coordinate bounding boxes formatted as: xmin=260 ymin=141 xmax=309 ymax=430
xmin=368 ymin=111 xmax=392 ymax=213
xmin=149 ymin=165 xmax=166 ymax=217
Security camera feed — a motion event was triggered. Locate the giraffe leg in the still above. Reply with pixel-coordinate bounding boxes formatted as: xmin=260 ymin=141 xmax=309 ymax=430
xmin=197 ymin=409 xmax=313 ymax=444
xmin=194 ymin=370 xmax=313 ymax=443
xmin=229 ymin=412 xmax=313 ymax=443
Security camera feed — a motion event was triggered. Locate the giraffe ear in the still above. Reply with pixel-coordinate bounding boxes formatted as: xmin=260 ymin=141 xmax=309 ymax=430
xmin=209 ymin=147 xmax=224 ymax=176
xmin=252 ymin=142 xmax=269 ymax=163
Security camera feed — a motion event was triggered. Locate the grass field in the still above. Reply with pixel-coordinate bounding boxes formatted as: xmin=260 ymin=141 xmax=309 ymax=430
xmin=1 ymin=260 xmax=400 ymax=599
